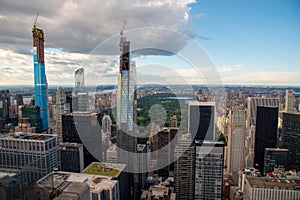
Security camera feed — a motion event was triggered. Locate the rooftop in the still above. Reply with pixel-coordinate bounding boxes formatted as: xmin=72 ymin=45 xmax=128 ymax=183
xmin=60 ymin=142 xmax=83 ymax=148
xmin=2 ymin=132 xmax=56 ymax=141
xmin=83 ymin=162 xmax=126 ymax=177
xmin=37 ymin=171 xmax=118 ymax=192
xmin=246 ymin=176 xmax=300 ymax=190
xmin=188 ymin=101 xmax=215 ymax=106
xmin=265 ymin=148 xmax=289 ymax=152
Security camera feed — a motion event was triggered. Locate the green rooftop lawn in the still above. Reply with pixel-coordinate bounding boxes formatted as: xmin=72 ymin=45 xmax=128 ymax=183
xmin=84 ymin=163 xmax=119 ymax=177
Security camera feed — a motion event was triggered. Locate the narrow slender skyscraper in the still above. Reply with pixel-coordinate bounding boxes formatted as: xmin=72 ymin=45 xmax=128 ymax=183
xmin=32 ymin=24 xmax=48 ymax=130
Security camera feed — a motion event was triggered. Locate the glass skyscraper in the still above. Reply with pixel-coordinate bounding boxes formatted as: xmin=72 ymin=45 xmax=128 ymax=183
xmin=32 ymin=25 xmax=48 ymax=130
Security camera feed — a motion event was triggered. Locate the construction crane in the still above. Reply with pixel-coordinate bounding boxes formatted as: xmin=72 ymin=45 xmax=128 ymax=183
xmin=120 ymin=20 xmax=126 ymax=39
xmin=33 ymin=12 xmax=39 ymax=27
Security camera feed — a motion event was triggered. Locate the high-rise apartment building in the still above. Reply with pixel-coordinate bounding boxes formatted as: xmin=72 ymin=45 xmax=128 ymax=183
xmin=52 ymin=87 xmax=70 ymax=138
xmin=0 ymin=132 xmax=60 ymax=185
xmin=254 ymin=106 xmax=278 ymax=174
xmin=188 ymin=101 xmax=215 ymax=141
xmin=73 ymin=68 xmax=88 ymax=112
xmin=194 ymin=140 xmax=224 ymax=200
xmin=227 ymin=106 xmax=246 ymax=182
xmin=32 ymin=25 xmax=48 ymax=130
xmin=116 ymin=32 xmax=137 ymax=200
xmin=285 ymin=89 xmax=295 ymax=112
xmin=282 ymin=112 xmax=300 ymax=170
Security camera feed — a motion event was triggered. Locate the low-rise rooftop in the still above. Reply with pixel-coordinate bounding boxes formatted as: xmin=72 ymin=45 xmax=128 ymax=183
xmin=83 ymin=162 xmax=126 ymax=177
xmin=246 ymin=176 xmax=300 ymax=190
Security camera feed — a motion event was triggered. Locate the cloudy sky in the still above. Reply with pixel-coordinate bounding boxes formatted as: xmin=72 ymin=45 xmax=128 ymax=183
xmin=0 ymin=0 xmax=299 ymax=86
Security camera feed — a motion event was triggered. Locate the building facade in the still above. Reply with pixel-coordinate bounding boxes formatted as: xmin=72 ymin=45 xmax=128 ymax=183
xmin=227 ymin=106 xmax=246 ymax=182
xmin=188 ymin=101 xmax=216 ymax=141
xmin=194 ymin=141 xmax=224 ymax=200
xmin=254 ymin=106 xmax=279 ymax=174
xmin=282 ymin=112 xmax=300 ymax=170
xmin=0 ymin=132 xmax=60 ymax=185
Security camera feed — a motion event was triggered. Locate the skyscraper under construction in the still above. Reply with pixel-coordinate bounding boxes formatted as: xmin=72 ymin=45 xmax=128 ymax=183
xmin=116 ymin=27 xmax=139 ymax=199
xmin=32 ymin=23 xmax=48 ymax=130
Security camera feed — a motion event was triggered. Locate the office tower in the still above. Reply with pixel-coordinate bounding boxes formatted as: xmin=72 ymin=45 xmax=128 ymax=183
xmin=254 ymin=106 xmax=278 ymax=174
xmin=245 ymin=97 xmax=279 ymax=167
xmin=174 ymin=134 xmax=195 ymax=200
xmin=62 ymin=112 xmax=102 ymax=167
xmin=263 ymin=148 xmax=289 ymax=175
xmin=188 ymin=101 xmax=215 ymax=141
xmin=116 ymin=32 xmax=137 ymax=200
xmin=83 ymin=162 xmax=131 ymax=200
xmin=52 ymin=87 xmax=70 ymax=138
xmin=285 ymin=89 xmax=295 ymax=112
xmin=282 ymin=112 xmax=300 ymax=170
xmin=246 ymin=97 xmax=279 ymax=128
xmin=227 ymin=106 xmax=246 ymax=182
xmin=32 ymin=25 xmax=48 ymax=130
xmin=169 ymin=115 xmax=177 ymax=127
xmin=60 ymin=142 xmax=84 ymax=173
xmin=0 ymin=90 xmax=10 ymax=130
xmin=194 ymin=141 xmax=224 ymax=200
xmin=150 ymin=128 xmax=178 ymax=177
xmin=0 ymin=132 xmax=60 ymax=185
xmin=20 ymin=105 xmax=43 ymax=133
xmin=37 ymin=171 xmax=119 ymax=200
xmin=243 ymin=176 xmax=300 ymax=200
xmin=14 ymin=118 xmax=36 ymax=133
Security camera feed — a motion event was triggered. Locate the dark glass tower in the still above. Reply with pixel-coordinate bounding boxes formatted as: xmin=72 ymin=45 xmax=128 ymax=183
xmin=32 ymin=25 xmax=48 ymax=130
xmin=282 ymin=112 xmax=300 ymax=170
xmin=254 ymin=106 xmax=278 ymax=174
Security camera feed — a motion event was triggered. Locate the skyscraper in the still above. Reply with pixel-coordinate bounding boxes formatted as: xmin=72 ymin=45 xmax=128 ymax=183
xmin=285 ymin=89 xmax=295 ymax=112
xmin=73 ymin=68 xmax=88 ymax=112
xmin=282 ymin=112 xmax=300 ymax=170
xmin=246 ymin=97 xmax=279 ymax=128
xmin=116 ymin=31 xmax=138 ymax=200
xmin=194 ymin=140 xmax=224 ymax=200
xmin=0 ymin=90 xmax=10 ymax=130
xmin=227 ymin=106 xmax=246 ymax=182
xmin=52 ymin=87 xmax=70 ymax=138
xmin=188 ymin=101 xmax=215 ymax=141
xmin=32 ymin=25 xmax=48 ymax=130
xmin=245 ymin=97 xmax=279 ymax=167
xmin=62 ymin=112 xmax=102 ymax=168
xmin=174 ymin=134 xmax=195 ymax=200
xmin=254 ymin=106 xmax=278 ymax=174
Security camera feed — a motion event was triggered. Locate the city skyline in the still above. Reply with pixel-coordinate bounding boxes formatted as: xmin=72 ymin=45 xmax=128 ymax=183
xmin=0 ymin=0 xmax=299 ymax=86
